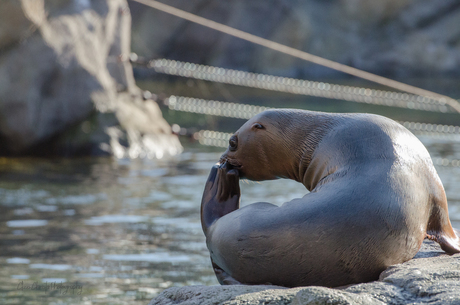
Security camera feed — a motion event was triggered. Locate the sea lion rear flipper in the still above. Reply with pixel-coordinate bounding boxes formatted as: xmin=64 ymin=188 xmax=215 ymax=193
xmin=444 ymin=228 xmax=460 ymax=253
xmin=426 ymin=227 xmax=460 ymax=254
xmin=426 ymin=197 xmax=460 ymax=254
xmin=211 ymin=259 xmax=242 ymax=285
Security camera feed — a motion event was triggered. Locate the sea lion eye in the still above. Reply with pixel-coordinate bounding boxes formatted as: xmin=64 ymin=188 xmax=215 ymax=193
xmin=229 ymin=135 xmax=238 ymax=151
xmin=252 ymin=123 xmax=264 ymax=130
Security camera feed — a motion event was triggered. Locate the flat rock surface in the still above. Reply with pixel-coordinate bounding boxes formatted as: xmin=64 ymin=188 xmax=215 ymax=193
xmin=149 ymin=240 xmax=460 ymax=305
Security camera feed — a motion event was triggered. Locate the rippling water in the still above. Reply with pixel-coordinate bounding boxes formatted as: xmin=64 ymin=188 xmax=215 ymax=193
xmin=1 ymin=139 xmax=459 ymax=304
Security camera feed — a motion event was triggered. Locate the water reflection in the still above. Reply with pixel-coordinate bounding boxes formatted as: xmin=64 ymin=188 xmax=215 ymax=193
xmin=7 ymin=258 xmax=31 ymax=264
xmin=0 ymin=142 xmax=459 ymax=304
xmin=6 ymin=220 xmax=48 ymax=227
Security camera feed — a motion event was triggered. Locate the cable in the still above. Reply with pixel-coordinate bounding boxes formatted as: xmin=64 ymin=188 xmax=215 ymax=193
xmin=165 ymin=95 xmax=460 ymax=138
xmin=131 ymin=0 xmax=460 ymax=113
xmin=149 ymin=59 xmax=452 ymax=113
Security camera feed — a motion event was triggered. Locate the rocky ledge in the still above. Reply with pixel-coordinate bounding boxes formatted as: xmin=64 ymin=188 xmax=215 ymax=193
xmin=149 ymin=240 xmax=460 ymax=305
xmin=0 ymin=0 xmax=181 ymax=157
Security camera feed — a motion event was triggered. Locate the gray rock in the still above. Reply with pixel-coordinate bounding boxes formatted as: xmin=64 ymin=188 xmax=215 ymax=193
xmin=0 ymin=0 xmax=181 ymax=157
xmin=149 ymin=240 xmax=460 ymax=305
xmin=129 ymin=0 xmax=460 ymax=78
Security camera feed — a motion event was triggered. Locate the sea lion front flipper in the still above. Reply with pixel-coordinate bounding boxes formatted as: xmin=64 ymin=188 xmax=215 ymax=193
xmin=211 ymin=259 xmax=242 ymax=285
xmin=201 ymin=163 xmax=241 ymax=235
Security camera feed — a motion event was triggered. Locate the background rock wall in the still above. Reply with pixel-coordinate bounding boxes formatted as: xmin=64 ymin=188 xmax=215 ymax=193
xmin=0 ymin=0 xmax=181 ymax=157
xmin=129 ymin=0 xmax=460 ymax=78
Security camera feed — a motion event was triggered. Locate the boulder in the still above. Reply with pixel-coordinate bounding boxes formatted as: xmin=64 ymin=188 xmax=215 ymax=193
xmin=0 ymin=0 xmax=181 ymax=157
xmin=149 ymin=240 xmax=460 ymax=305
xmin=129 ymin=0 xmax=460 ymax=78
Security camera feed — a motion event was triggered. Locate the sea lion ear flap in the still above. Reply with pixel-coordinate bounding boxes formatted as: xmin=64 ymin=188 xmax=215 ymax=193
xmin=252 ymin=123 xmax=265 ymax=130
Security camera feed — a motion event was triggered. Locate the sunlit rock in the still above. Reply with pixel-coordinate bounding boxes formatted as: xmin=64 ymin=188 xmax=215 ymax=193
xmin=0 ymin=0 xmax=181 ymax=157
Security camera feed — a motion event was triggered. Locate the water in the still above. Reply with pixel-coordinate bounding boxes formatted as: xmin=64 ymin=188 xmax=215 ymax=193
xmin=0 ymin=140 xmax=459 ymax=304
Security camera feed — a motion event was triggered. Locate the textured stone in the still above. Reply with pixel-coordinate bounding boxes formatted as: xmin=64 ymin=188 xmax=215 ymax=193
xmin=0 ymin=0 xmax=181 ymax=157
xmin=149 ymin=240 xmax=460 ymax=305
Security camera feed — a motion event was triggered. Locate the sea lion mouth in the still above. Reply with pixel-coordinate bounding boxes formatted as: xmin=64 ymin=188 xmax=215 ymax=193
xmin=219 ymin=156 xmax=242 ymax=171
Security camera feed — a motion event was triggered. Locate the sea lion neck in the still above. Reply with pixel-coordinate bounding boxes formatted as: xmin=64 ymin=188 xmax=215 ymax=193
xmin=292 ymin=112 xmax=341 ymax=191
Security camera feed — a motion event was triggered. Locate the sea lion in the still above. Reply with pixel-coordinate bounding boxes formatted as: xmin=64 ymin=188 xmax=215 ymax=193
xmin=201 ymin=109 xmax=460 ymax=288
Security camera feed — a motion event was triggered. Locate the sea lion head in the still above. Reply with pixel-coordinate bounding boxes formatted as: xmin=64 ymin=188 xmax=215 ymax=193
xmin=220 ymin=109 xmax=331 ymax=182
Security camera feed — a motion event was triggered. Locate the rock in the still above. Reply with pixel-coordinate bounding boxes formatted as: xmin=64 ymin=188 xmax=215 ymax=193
xmin=129 ymin=0 xmax=460 ymax=78
xmin=0 ymin=0 xmax=181 ymax=157
xmin=149 ymin=240 xmax=460 ymax=305
xmin=0 ymin=0 xmax=37 ymax=50
xmin=106 ymin=92 xmax=182 ymax=159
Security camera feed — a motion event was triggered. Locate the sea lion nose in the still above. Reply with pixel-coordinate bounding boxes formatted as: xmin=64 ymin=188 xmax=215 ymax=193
xmin=229 ymin=135 xmax=238 ymax=151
